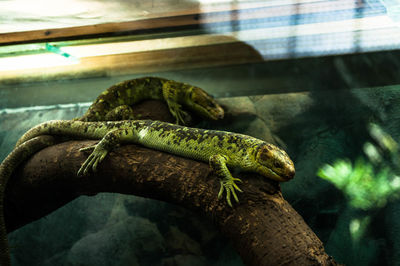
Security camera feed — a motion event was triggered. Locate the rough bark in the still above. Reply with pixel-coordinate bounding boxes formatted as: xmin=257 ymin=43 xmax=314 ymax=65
xmin=4 ymin=100 xmax=338 ymax=266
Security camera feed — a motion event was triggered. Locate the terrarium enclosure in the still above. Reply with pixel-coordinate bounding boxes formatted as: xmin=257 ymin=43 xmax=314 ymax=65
xmin=1 ymin=0 xmax=400 ymax=265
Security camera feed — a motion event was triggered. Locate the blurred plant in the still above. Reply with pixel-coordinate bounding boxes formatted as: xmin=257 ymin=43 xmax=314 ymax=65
xmin=317 ymin=123 xmax=400 ymax=244
xmin=318 ymin=158 xmax=400 ymax=210
xmin=318 ymin=123 xmax=400 ymax=211
xmin=348 ymin=216 xmax=371 ymax=243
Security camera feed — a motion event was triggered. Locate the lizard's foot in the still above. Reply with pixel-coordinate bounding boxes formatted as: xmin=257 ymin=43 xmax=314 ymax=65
xmin=77 ymin=144 xmax=109 ymax=176
xmin=168 ymin=102 xmax=189 ymax=125
xmin=218 ymin=177 xmax=243 ymax=207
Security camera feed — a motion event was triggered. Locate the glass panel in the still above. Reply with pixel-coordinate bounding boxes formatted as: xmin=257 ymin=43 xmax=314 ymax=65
xmin=1 ymin=1 xmax=400 ymax=265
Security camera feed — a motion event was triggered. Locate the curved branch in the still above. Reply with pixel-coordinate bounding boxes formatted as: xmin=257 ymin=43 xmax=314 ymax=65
xmin=4 ymin=101 xmax=338 ymax=265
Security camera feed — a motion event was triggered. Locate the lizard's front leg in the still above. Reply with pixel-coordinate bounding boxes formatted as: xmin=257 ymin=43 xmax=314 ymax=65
xmin=209 ymin=154 xmax=243 ymax=207
xmin=77 ymin=129 xmax=125 ymax=176
xmin=162 ymin=83 xmax=189 ymax=124
xmin=167 ymin=101 xmax=190 ymax=125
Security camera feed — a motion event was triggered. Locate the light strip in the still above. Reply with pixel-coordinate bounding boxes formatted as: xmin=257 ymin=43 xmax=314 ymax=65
xmin=0 ymin=102 xmax=91 ymax=114
xmin=0 ymin=53 xmax=79 ymax=71
xmin=234 ymin=15 xmax=397 ymax=40
xmin=199 ymin=0 xmax=333 ymax=7
xmin=60 ymin=15 xmax=398 ymax=58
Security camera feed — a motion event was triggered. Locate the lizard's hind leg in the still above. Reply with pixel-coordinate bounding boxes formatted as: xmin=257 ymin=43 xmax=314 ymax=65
xmin=77 ymin=128 xmax=129 ymax=176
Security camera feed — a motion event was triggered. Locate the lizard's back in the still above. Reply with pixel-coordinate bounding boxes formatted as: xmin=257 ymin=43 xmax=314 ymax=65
xmin=79 ymin=77 xmax=166 ymax=122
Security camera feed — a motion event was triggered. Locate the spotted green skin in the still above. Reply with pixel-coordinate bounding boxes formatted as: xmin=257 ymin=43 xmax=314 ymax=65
xmin=78 ymin=77 xmax=224 ymax=124
xmin=17 ymin=120 xmax=295 ymax=206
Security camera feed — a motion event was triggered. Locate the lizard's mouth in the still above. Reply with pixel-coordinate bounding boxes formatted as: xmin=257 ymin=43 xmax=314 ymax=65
xmin=262 ymin=165 xmax=295 ymax=182
xmin=195 ymin=104 xmax=224 ymax=120
xmin=266 ymin=168 xmax=289 ymax=182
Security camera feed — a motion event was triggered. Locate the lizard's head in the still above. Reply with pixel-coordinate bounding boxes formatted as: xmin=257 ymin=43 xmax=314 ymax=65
xmin=254 ymin=143 xmax=295 ymax=182
xmin=184 ymin=86 xmax=224 ymax=120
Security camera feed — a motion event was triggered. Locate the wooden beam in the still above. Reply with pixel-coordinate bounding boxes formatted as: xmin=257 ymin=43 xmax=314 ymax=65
xmin=0 ymin=16 xmax=200 ymax=46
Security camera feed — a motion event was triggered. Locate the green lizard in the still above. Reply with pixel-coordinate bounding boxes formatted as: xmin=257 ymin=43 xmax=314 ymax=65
xmin=0 ymin=119 xmax=295 ymax=265
xmin=16 ymin=120 xmax=295 ymax=204
xmin=78 ymin=77 xmax=224 ymax=124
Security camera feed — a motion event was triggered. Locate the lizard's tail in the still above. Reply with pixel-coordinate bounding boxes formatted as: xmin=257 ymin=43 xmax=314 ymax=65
xmin=0 ymin=136 xmax=57 ymax=266
xmin=15 ymin=120 xmax=107 ymax=148
xmin=15 ymin=120 xmax=113 ymax=148
xmin=15 ymin=120 xmax=69 ymax=147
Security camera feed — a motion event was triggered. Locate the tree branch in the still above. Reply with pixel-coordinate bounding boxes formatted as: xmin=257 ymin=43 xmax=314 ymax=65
xmin=4 ymin=101 xmax=338 ymax=265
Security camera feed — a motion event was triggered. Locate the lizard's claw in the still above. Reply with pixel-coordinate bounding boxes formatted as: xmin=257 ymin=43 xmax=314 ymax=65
xmin=79 ymin=145 xmax=96 ymax=153
xmin=77 ymin=144 xmax=109 ymax=176
xmin=168 ymin=102 xmax=189 ymax=125
xmin=218 ymin=178 xmax=243 ymax=207
xmin=175 ymin=110 xmax=189 ymax=125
